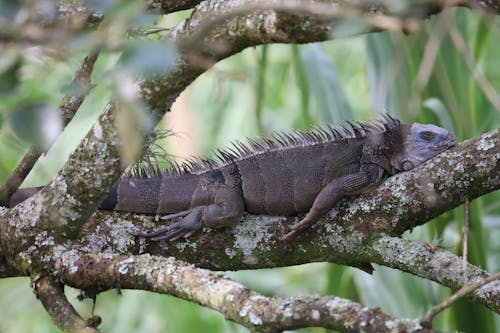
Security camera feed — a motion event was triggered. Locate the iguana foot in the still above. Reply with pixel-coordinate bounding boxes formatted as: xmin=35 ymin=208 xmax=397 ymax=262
xmin=281 ymin=217 xmax=315 ymax=241
xmin=130 ymin=208 xmax=203 ymax=241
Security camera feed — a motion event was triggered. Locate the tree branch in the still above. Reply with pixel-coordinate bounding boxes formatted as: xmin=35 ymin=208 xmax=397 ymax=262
xmin=54 ymin=251 xmax=445 ymax=333
xmin=0 ymin=2 xmax=498 ymax=330
xmin=421 ymin=272 xmax=500 ymax=327
xmin=365 ymin=236 xmax=500 ymax=313
xmin=34 ymin=276 xmax=100 ymax=333
xmin=71 ymin=129 xmax=500 ymax=312
xmin=139 ymin=0 xmax=500 ymax=113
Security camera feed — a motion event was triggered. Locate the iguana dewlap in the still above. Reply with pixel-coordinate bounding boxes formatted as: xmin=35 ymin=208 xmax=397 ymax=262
xmin=8 ymin=116 xmax=455 ymax=241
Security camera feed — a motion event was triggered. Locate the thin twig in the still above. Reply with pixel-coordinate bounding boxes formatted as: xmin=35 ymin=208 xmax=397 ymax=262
xmin=0 ymin=149 xmax=41 ymax=205
xmin=421 ymin=272 xmax=500 ymax=327
xmin=463 ymin=198 xmax=470 ymax=284
xmin=60 ymin=53 xmax=99 ymax=124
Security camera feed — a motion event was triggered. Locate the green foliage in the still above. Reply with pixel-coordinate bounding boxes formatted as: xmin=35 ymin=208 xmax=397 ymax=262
xmin=0 ymin=4 xmax=498 ymax=333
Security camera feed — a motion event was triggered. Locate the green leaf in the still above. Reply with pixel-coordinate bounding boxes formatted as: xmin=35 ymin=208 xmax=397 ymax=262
xmin=9 ymin=102 xmax=62 ymax=153
xmin=291 ymin=45 xmax=312 ymax=128
xmin=120 ymin=40 xmax=177 ymax=76
xmin=366 ymin=33 xmax=412 ymax=117
xmin=254 ymin=45 xmax=268 ymax=133
xmin=473 ymin=15 xmax=491 ymax=60
xmin=422 ymin=98 xmax=453 ymax=130
xmin=0 ymin=0 xmax=21 ymax=19
xmin=0 ymin=53 xmax=22 ymax=97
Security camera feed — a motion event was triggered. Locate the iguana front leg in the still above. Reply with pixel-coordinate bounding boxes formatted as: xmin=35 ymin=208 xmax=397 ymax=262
xmin=131 ymin=185 xmax=244 ymax=241
xmin=281 ymin=164 xmax=385 ymax=241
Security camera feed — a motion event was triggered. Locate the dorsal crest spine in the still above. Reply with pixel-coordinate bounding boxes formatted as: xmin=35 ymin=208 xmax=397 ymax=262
xmin=127 ymin=115 xmax=400 ymax=178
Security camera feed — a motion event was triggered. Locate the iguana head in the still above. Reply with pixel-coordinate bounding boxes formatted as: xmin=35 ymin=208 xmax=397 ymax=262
xmin=390 ymin=123 xmax=456 ymax=173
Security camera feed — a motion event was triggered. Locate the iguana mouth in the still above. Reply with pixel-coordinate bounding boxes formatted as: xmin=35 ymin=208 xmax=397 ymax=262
xmin=431 ymin=132 xmax=456 ymax=151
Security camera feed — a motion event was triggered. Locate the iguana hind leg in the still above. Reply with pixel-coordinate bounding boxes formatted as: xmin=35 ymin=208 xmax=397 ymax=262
xmin=131 ymin=186 xmax=245 ymax=241
xmin=282 ymin=164 xmax=384 ymax=241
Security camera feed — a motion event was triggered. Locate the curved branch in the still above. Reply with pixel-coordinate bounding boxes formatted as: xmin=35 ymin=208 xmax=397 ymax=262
xmin=365 ymin=236 xmax=500 ymax=313
xmin=139 ymin=0 xmax=500 ymax=113
xmin=35 ymin=276 xmax=100 ymax=333
xmin=54 ymin=252 xmax=445 ymax=333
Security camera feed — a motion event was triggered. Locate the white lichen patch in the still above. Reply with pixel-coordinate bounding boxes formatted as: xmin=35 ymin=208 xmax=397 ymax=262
xmin=34 ymin=232 xmax=54 ymax=247
xmin=173 ymin=235 xmax=198 ymax=252
xmin=93 ymin=122 xmax=103 ymax=140
xmin=324 ymin=224 xmax=365 ymax=254
xmin=453 ymin=163 xmax=464 ymax=173
xmin=474 ymin=160 xmax=488 ymax=171
xmin=238 ymin=303 xmax=263 ymax=326
xmin=282 ymin=306 xmax=293 ymax=318
xmin=326 ymin=298 xmax=353 ymax=313
xmin=473 ymin=278 xmax=500 ymax=300
xmin=11 ymin=192 xmax=44 ymax=229
xmin=344 ymin=200 xmax=372 ymax=219
xmin=415 ymin=178 xmax=440 ymax=208
xmin=311 ymin=309 xmax=320 ymax=320
xmin=232 ymin=215 xmax=275 ymax=265
xmin=385 ymin=318 xmax=422 ymax=333
xmin=59 ymin=250 xmax=81 ymax=274
xmin=477 ymin=133 xmax=496 ymax=151
xmin=225 ymin=248 xmax=236 ymax=258
xmin=118 ymin=257 xmax=135 ymax=275
xmin=249 ymin=295 xmax=266 ymax=302
xmin=239 ymin=304 xmax=251 ymax=317
xmin=249 ymin=313 xmax=263 ymax=325
xmin=47 ymin=176 xmax=82 ymax=223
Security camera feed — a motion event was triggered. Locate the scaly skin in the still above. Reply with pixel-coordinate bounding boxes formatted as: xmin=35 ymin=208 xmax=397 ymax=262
xmin=8 ymin=116 xmax=456 ymax=241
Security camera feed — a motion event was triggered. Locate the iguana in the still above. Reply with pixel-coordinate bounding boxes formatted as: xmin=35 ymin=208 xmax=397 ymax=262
xmin=7 ymin=116 xmax=455 ymax=241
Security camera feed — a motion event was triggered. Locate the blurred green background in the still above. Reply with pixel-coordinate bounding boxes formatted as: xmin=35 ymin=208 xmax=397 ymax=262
xmin=0 ymin=6 xmax=499 ymax=333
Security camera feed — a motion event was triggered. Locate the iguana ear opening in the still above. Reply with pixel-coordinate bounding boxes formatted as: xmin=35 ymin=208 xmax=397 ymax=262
xmin=400 ymin=160 xmax=414 ymax=171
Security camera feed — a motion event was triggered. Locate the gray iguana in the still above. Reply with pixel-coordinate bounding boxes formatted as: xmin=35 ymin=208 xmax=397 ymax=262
xmin=8 ymin=116 xmax=455 ymax=241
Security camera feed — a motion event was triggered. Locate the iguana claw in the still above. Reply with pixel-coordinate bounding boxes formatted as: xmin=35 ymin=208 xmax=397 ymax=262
xmin=130 ymin=208 xmax=203 ymax=241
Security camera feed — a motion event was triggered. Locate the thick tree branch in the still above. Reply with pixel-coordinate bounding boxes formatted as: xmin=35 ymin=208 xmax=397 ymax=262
xmin=34 ymin=276 xmax=100 ymax=333
xmin=54 ymin=251 xmax=445 ymax=333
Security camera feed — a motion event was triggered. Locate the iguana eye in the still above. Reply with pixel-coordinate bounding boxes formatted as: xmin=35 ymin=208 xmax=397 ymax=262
xmin=401 ymin=160 xmax=414 ymax=171
xmin=419 ymin=131 xmax=436 ymax=141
